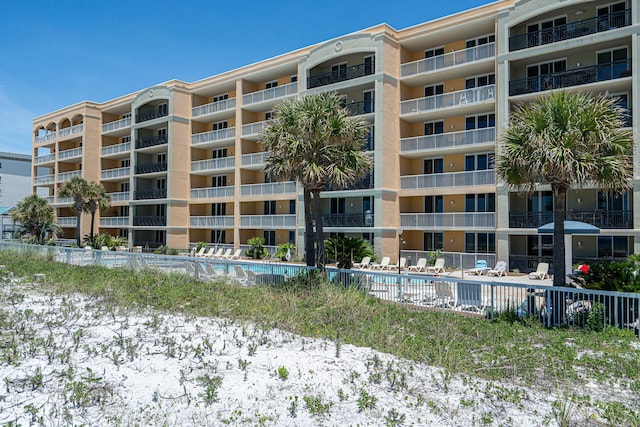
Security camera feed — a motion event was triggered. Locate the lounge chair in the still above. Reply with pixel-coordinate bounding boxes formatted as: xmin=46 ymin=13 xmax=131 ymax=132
xmin=466 ymin=259 xmax=488 ymax=275
xmin=371 ymin=256 xmax=391 ymax=270
xmin=233 ymin=265 xmax=255 ymax=285
xmin=184 ymin=261 xmax=196 ymax=276
xmin=204 ymin=262 xmax=221 ymax=278
xmin=529 ymin=262 xmax=550 ymax=280
xmin=353 ymin=256 xmax=371 ymax=269
xmin=425 ymin=281 xmax=455 ymax=308
xmin=456 ymin=282 xmax=485 ymax=312
xmin=407 ymin=258 xmax=427 ymax=273
xmin=425 ymin=258 xmax=445 ymax=274
xmin=200 ymin=247 xmax=216 ymax=258
xmin=218 ymin=248 xmax=232 ymax=259
xmin=227 ymin=248 xmax=242 ymax=260
xmin=208 ymin=248 xmax=224 ymax=259
xmin=386 ymin=257 xmax=406 ymax=271
xmin=194 ymin=247 xmax=207 ymax=257
xmin=487 ymin=261 xmax=507 ymax=277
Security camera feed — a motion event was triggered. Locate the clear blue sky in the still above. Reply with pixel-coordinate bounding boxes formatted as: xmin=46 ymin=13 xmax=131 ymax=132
xmin=0 ymin=0 xmax=492 ymax=155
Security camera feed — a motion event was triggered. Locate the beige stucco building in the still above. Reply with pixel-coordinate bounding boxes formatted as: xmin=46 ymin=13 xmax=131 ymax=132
xmin=32 ymin=0 xmax=639 ymax=273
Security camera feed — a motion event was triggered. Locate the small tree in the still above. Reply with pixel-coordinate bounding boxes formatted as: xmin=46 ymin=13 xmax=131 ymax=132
xmin=58 ymin=176 xmax=91 ymax=246
xmin=325 ymin=236 xmax=375 ymax=270
xmin=11 ymin=194 xmax=59 ymax=244
xmin=84 ymin=181 xmax=111 ymax=239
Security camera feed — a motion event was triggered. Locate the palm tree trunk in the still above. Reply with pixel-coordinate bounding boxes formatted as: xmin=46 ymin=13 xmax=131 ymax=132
xmin=90 ymin=211 xmax=96 ymax=239
xmin=303 ymin=188 xmax=315 ymax=267
xmin=311 ymin=189 xmax=325 ymax=271
xmin=75 ymin=211 xmax=82 ymax=247
xmin=551 ymin=187 xmax=567 ymax=326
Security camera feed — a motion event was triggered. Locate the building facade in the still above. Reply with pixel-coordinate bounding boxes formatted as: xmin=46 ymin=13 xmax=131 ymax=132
xmin=32 ymin=0 xmax=638 ymax=272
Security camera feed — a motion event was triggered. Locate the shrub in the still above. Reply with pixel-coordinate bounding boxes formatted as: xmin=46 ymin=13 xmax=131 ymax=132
xmin=246 ymin=237 xmax=268 ymax=259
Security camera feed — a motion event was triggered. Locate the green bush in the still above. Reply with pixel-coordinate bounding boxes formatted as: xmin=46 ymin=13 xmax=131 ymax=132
xmin=274 ymin=243 xmax=295 ymax=261
xmin=246 ymin=237 xmax=268 ymax=259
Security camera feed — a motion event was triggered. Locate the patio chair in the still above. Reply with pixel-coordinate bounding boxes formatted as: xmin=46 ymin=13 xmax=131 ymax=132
xmin=529 ymin=262 xmax=549 ymax=280
xmin=353 ymin=256 xmax=371 ymax=269
xmin=228 ymin=248 xmax=242 ymax=260
xmin=204 ymin=262 xmax=221 ymax=278
xmin=425 ymin=280 xmax=455 ymax=308
xmin=219 ymin=248 xmax=232 ymax=259
xmin=200 ymin=247 xmax=216 ymax=258
xmin=194 ymin=247 xmax=207 ymax=257
xmin=208 ymin=248 xmax=224 ymax=259
xmin=425 ymin=258 xmax=445 ymax=274
xmin=487 ymin=261 xmax=507 ymax=277
xmin=233 ymin=265 xmax=253 ymax=285
xmin=466 ymin=259 xmax=488 ymax=275
xmin=386 ymin=257 xmax=406 ymax=271
xmin=184 ymin=261 xmax=196 ymax=276
xmin=370 ymin=256 xmax=391 ymax=270
xmin=407 ymin=258 xmax=427 ymax=273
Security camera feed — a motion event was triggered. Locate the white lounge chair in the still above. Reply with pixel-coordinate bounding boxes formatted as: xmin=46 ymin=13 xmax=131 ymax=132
xmin=208 ymin=248 xmax=224 ymax=259
xmin=371 ymin=256 xmax=391 ymax=270
xmin=200 ymin=247 xmax=216 ymax=258
xmin=353 ymin=256 xmax=371 ymax=269
xmin=529 ymin=262 xmax=549 ymax=280
xmin=227 ymin=249 xmax=242 ymax=260
xmin=466 ymin=259 xmax=488 ymax=275
xmin=219 ymin=248 xmax=232 ymax=259
xmin=425 ymin=258 xmax=445 ymax=274
xmin=487 ymin=261 xmax=507 ymax=277
xmin=194 ymin=247 xmax=207 ymax=257
xmin=233 ymin=265 xmax=255 ymax=285
xmin=386 ymin=257 xmax=406 ymax=271
xmin=407 ymin=258 xmax=427 ymax=273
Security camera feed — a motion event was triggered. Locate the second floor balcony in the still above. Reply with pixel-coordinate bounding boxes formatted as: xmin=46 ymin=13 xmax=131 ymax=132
xmin=308 ymin=62 xmax=375 ymax=89
xmin=135 ymin=161 xmax=167 ymax=175
xmin=34 ymin=174 xmax=55 ymax=186
xmin=132 ymin=216 xmax=166 ymax=227
xmin=322 ymin=213 xmax=374 ymax=228
xmin=400 ymin=212 xmax=495 ymax=230
xmin=400 ymin=170 xmax=495 ymax=190
xmin=135 ymin=135 xmax=168 ymax=149
xmin=134 ymin=189 xmax=167 ymax=200
xmin=400 ymin=127 xmax=495 ymax=156
xmin=190 ymin=215 xmax=235 ymax=228
xmin=509 ymin=210 xmax=632 ymax=229
xmin=240 ymin=214 xmax=296 ymax=228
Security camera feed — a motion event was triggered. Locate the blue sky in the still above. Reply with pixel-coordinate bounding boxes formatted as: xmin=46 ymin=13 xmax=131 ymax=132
xmin=0 ymin=0 xmax=491 ymax=155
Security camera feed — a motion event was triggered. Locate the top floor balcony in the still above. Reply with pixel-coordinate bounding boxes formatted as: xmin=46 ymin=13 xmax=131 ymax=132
xmin=35 ymin=132 xmax=56 ymax=144
xmin=509 ymin=9 xmax=632 ymax=52
xmin=59 ymin=124 xmax=83 ymax=139
xmin=401 ymin=43 xmax=495 ymax=79
xmin=102 ymin=117 xmax=132 ymax=134
xmin=136 ymin=106 xmax=168 ymax=123
xmin=307 ymin=62 xmax=375 ymax=89
xmin=242 ymin=82 xmax=297 ymax=110
xmin=192 ymin=97 xmax=236 ymax=119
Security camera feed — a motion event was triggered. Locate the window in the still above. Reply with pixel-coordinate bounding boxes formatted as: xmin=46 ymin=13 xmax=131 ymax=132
xmin=363 ymin=90 xmax=374 ymax=114
xmin=211 ymin=203 xmax=226 ymax=216
xmin=119 ymin=206 xmax=129 ymax=216
xmin=465 ymin=154 xmax=494 ymax=171
xmin=121 ymin=159 xmax=130 ymax=167
xmin=122 ymin=112 xmax=132 ymax=119
xmin=288 ymin=230 xmax=295 ymax=243
xmin=156 ymin=178 xmax=166 ymax=190
xmin=122 ymin=136 xmax=131 ymax=143
xmin=465 ymin=233 xmax=495 ymax=253
xmin=264 ymin=230 xmax=276 ymax=246
xmin=331 ymin=63 xmax=347 ymax=81
xmin=289 ymin=200 xmax=296 ymax=214
xmin=212 ymin=121 xmax=228 ymax=130
xmin=527 ymin=16 xmax=567 ymax=46
xmin=213 ymin=93 xmax=229 ymax=102
xmin=424 ymin=121 xmax=444 ymax=135
xmin=156 ymin=204 xmax=166 ymax=217
xmin=527 ymin=60 xmax=566 ymax=91
xmin=290 ymin=75 xmax=298 ymax=83
xmin=211 ymin=230 xmax=225 ymax=244
xmin=158 ymin=103 xmax=168 ymax=116
xmin=465 ymin=193 xmax=495 ymax=212
xmin=424 ymin=47 xmax=444 ymax=58
xmin=466 ymin=34 xmax=495 ymax=48
xmin=211 ymin=175 xmax=227 ymax=187
xmin=597 ymin=47 xmax=628 ymax=80
xmin=424 ymin=196 xmax=444 ymax=213
xmin=424 ymin=232 xmax=443 ymax=251
xmin=424 ymin=84 xmax=444 ymax=97
xmin=598 ymin=236 xmax=630 ymax=258
xmin=528 ymin=191 xmax=553 ymax=213
xmin=598 ymin=191 xmax=629 ymax=211
xmin=362 ymin=233 xmax=373 ymax=244
xmin=265 ymin=111 xmax=275 ymax=120
xmin=264 ymin=200 xmax=276 ymax=215
xmin=265 ymin=80 xmax=278 ymax=89
xmin=465 ymin=73 xmax=495 ymax=88
xmin=157 ymin=128 xmax=167 ymax=142
xmin=466 ymin=114 xmax=495 ymax=130
xmin=331 ymin=198 xmax=346 ymax=215
xmin=212 ymin=148 xmax=227 ymax=159
xmin=363 ymin=55 xmax=375 ymax=75
xmin=157 ymin=153 xmax=166 ymax=163
xmin=597 ymin=2 xmax=626 ymax=31
xmin=120 ymin=182 xmax=130 ymax=192
xmin=424 ymin=158 xmax=444 ymax=174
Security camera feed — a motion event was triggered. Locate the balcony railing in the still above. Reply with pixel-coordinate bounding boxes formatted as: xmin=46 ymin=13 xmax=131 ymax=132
xmin=44 ymin=196 xmax=54 ymax=204
xmin=192 ymin=98 xmax=236 ymax=118
xmin=364 ymin=133 xmax=374 ymax=151
xmin=107 ymin=191 xmax=130 ymax=202
xmin=100 ymin=217 xmax=129 ymax=227
xmin=134 ymin=189 xmax=167 ymax=200
xmin=344 ymin=100 xmax=374 ymax=116
xmin=132 ymin=216 xmax=166 ymax=226
xmin=135 ymin=135 xmax=168 ymax=149
xmin=243 ymin=82 xmax=298 ymax=106
xmin=136 ymin=107 xmax=168 ymax=123
xmin=509 ymin=10 xmax=631 ymax=51
xmin=58 ymin=147 xmax=83 ymax=161
xmin=401 ymin=85 xmax=494 ymax=115
xmin=322 ymin=213 xmax=374 ymax=227
xmin=55 ymin=196 xmax=74 ymax=205
xmin=191 ymin=157 xmax=235 ymax=173
xmin=325 ymin=174 xmax=374 ymax=191
xmin=509 ymin=210 xmax=632 ymax=229
xmin=34 ymin=154 xmax=56 ymax=165
xmin=241 ymin=121 xmax=271 ymax=137
xmin=102 ymin=142 xmax=131 ymax=157
xmin=34 ymin=174 xmax=55 ymax=185
xmin=307 ymin=62 xmax=375 ymax=89
xmin=400 ymin=212 xmax=495 ymax=229
xmin=36 ymin=132 xmax=56 ymax=144
xmin=240 ymin=181 xmax=296 ymax=197
xmin=57 ymin=217 xmax=78 ymax=227
xmin=400 ymin=127 xmax=495 ymax=154
xmin=58 ymin=170 xmax=82 ymax=183
xmin=101 ymin=167 xmax=130 ymax=180
xmin=58 ymin=124 xmax=83 ymax=139
xmin=102 ymin=117 xmax=132 ymax=133
xmin=401 ymin=170 xmax=495 ymax=190
xmin=510 ymin=60 xmax=632 ymax=96
xmin=135 ymin=161 xmax=167 ymax=175
xmin=191 ymin=127 xmax=235 ymax=145
xmin=401 ymin=42 xmax=495 ymax=77
xmin=190 ymin=186 xmax=234 ymax=199
xmin=241 ymin=152 xmax=268 ymax=167
xmin=190 ymin=216 xmax=234 ymax=228
xmin=240 ymin=214 xmax=296 ymax=228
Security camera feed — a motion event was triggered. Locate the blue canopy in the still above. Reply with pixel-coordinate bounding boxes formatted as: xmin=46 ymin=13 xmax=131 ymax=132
xmin=538 ymin=220 xmax=600 ymax=235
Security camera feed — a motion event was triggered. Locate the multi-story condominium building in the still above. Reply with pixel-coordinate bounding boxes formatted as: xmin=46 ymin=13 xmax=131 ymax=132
xmin=0 ymin=151 xmax=41 ymax=208
xmin=32 ymin=0 xmax=638 ymax=273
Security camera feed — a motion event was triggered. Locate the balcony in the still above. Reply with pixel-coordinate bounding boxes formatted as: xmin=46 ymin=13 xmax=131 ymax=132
xmin=400 ymin=212 xmax=495 ymax=230
xmin=400 ymin=127 xmax=495 ymax=156
xmin=400 ymin=170 xmax=495 ymax=190
xmin=325 ymin=174 xmax=374 ymax=191
xmin=401 ymin=43 xmax=495 ymax=78
xmin=132 ymin=216 xmax=166 ymax=227
xmin=344 ymin=100 xmax=374 ymax=116
xmin=191 ymin=157 xmax=235 ymax=174
xmin=102 ymin=142 xmax=131 ymax=157
xmin=58 ymin=124 xmax=83 ymax=139
xmin=241 ymin=121 xmax=271 ymax=139
xmin=190 ymin=215 xmax=234 ymax=228
xmin=241 ymin=152 xmax=268 ymax=168
xmin=58 ymin=170 xmax=82 ymax=183
xmin=191 ymin=127 xmax=235 ymax=146
xmin=36 ymin=132 xmax=56 ymax=144
xmin=134 ymin=189 xmax=167 ymax=200
xmin=242 ymin=82 xmax=297 ymax=108
xmin=135 ymin=161 xmax=167 ymax=175
xmin=57 ymin=217 xmax=78 ymax=227
xmin=107 ymin=191 xmax=130 ymax=203
xmin=192 ymin=98 xmax=236 ymax=118
xmin=307 ymin=62 xmax=375 ymax=89
xmin=509 ymin=61 xmax=631 ymax=96
xmin=240 ymin=181 xmax=296 ymax=197
xmin=240 ymin=214 xmax=296 ymax=228
xmin=102 ymin=117 xmax=132 ymax=133
xmin=100 ymin=217 xmax=129 ymax=227
xmin=509 ymin=10 xmax=631 ymax=51
xmin=136 ymin=107 xmax=168 ymax=123
xmin=34 ymin=174 xmax=55 ymax=185
xmin=322 ymin=213 xmax=374 ymax=228
xmin=135 ymin=135 xmax=168 ymax=149
xmin=58 ymin=147 xmax=83 ymax=161
xmin=190 ymin=186 xmax=235 ymax=199
xmin=54 ymin=196 xmax=74 ymax=205
xmin=34 ymin=153 xmax=55 ymax=166
xmin=101 ymin=166 xmax=130 ymax=180
xmin=44 ymin=196 xmax=54 ymax=204
xmin=509 ymin=210 xmax=632 ymax=229
xmin=401 ymin=85 xmax=494 ymax=118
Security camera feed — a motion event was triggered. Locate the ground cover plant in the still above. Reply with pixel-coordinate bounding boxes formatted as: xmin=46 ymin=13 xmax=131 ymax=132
xmin=0 ymin=251 xmax=639 ymax=425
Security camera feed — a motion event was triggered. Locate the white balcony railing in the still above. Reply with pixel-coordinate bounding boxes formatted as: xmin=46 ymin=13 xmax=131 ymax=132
xmin=58 ymin=147 xmax=83 ymax=160
xmin=400 ymin=170 xmax=495 ymax=190
xmin=36 ymin=133 xmax=56 ymax=144
xmin=240 ymin=181 xmax=296 ymax=197
xmin=190 ymin=186 xmax=235 ymax=199
xmin=240 ymin=214 xmax=296 ymax=228
xmin=58 ymin=124 xmax=84 ymax=139
xmin=189 ymin=216 xmax=235 ymax=228
xmin=242 ymin=82 xmax=298 ymax=106
xmin=102 ymin=142 xmax=131 ymax=157
xmin=57 ymin=170 xmax=82 ymax=183
xmin=400 ymin=212 xmax=495 ymax=229
xmin=401 ymin=43 xmax=495 ymax=78
xmin=191 ymin=127 xmax=236 ymax=145
xmin=107 ymin=191 xmax=130 ymax=202
xmin=44 ymin=196 xmax=55 ymax=204
xmin=34 ymin=174 xmax=55 ymax=185
xmin=34 ymin=153 xmax=56 ymax=165
xmin=241 ymin=152 xmax=268 ymax=167
xmin=101 ymin=167 xmax=131 ymax=180
xmin=57 ymin=217 xmax=78 ymax=227
xmin=191 ymin=157 xmax=235 ymax=173
xmin=99 ymin=217 xmax=130 ymax=227
xmin=192 ymin=98 xmax=236 ymax=117
xmin=102 ymin=117 xmax=132 ymax=133
xmin=55 ymin=196 xmax=74 ymax=205
xmin=400 ymin=85 xmax=495 ymax=115
xmin=241 ymin=120 xmax=271 ymax=137
xmin=400 ymin=128 xmax=495 ymax=154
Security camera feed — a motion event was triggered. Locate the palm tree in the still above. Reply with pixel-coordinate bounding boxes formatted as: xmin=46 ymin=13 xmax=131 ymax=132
xmin=59 ymin=176 xmax=90 ymax=246
xmin=84 ymin=181 xmax=111 ymax=239
xmin=262 ymin=92 xmax=372 ymax=270
xmin=11 ymin=194 xmax=59 ymax=244
xmin=497 ymin=91 xmax=633 ymax=290
xmin=325 ymin=236 xmax=375 ymax=270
